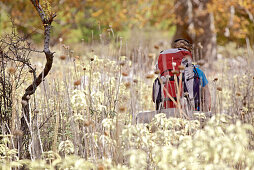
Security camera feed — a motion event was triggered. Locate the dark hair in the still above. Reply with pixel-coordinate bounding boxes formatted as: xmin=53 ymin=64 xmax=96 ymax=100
xmin=172 ymin=39 xmax=192 ymax=51
xmin=174 ymin=39 xmax=191 ymax=44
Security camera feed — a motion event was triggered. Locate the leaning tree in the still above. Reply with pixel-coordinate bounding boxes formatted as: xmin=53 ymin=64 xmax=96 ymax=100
xmin=0 ymin=0 xmax=56 ymax=159
xmin=19 ymin=0 xmax=56 ymax=159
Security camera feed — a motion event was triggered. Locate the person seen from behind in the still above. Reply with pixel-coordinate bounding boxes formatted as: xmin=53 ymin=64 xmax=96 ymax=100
xmin=152 ymin=39 xmax=211 ymax=112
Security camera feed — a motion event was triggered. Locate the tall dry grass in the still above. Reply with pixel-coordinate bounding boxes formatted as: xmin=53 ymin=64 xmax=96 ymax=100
xmin=1 ymin=30 xmax=254 ymax=169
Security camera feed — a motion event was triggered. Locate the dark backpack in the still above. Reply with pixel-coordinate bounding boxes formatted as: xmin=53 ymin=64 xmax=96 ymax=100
xmin=152 ymin=77 xmax=162 ymax=110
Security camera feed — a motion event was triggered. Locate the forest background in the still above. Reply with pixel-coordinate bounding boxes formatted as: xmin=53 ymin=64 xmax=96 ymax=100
xmin=1 ymin=0 xmax=254 ymax=46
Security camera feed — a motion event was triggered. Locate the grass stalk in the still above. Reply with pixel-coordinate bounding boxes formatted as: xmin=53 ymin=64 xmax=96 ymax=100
xmin=11 ymin=73 xmax=16 ymax=133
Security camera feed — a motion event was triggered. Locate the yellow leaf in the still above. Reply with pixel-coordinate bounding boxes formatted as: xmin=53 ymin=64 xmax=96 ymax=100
xmin=92 ymin=9 xmax=103 ymax=17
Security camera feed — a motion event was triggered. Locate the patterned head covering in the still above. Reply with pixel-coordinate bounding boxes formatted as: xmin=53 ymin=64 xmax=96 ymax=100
xmin=172 ymin=39 xmax=193 ymax=51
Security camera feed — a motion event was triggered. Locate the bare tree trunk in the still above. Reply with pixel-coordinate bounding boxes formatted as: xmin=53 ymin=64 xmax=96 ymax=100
xmin=173 ymin=0 xmax=193 ymax=42
xmin=173 ymin=0 xmax=217 ymax=65
xmin=20 ymin=0 xmax=56 ymax=159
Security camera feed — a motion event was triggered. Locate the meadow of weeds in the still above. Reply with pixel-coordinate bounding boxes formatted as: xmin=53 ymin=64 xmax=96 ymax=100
xmin=1 ymin=30 xmax=254 ymax=169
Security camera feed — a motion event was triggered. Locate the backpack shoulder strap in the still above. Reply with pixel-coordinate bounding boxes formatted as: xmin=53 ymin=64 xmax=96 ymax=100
xmin=193 ymin=65 xmax=200 ymax=79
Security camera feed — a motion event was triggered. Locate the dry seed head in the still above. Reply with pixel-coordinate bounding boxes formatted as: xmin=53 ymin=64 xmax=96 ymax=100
xmin=240 ymin=110 xmax=245 ymax=116
xmin=84 ymin=120 xmax=91 ymax=127
xmin=133 ymin=79 xmax=138 ymax=83
xmin=21 ymin=100 xmax=28 ymax=106
xmin=74 ymin=80 xmax=81 ymax=86
xmin=124 ymin=82 xmax=131 ymax=88
xmin=154 ymin=69 xmax=160 ymax=74
xmin=148 ymin=53 xmax=155 ymax=59
xmin=154 ymin=45 xmax=159 ymax=49
xmin=172 ymin=62 xmax=176 ymax=67
xmin=118 ymin=106 xmax=126 ymax=112
xmin=146 ymin=74 xmax=154 ymax=79
xmin=98 ymin=164 xmax=104 ymax=170
xmin=213 ymin=77 xmax=218 ymax=81
xmin=7 ymin=67 xmax=16 ymax=74
xmin=236 ymin=92 xmax=241 ymax=96
xmin=217 ymin=87 xmax=222 ymax=91
xmin=13 ymin=130 xmax=23 ymax=137
xmin=172 ymin=70 xmax=180 ymax=74
xmin=122 ymin=72 xmax=129 ymax=77
xmin=104 ymin=131 xmax=109 ymax=136
xmin=184 ymin=92 xmax=189 ymax=97
xmin=59 ymin=55 xmax=67 ymax=60
xmin=178 ymin=65 xmax=185 ymax=70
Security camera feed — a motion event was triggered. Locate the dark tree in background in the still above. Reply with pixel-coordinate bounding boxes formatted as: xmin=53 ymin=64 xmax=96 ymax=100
xmin=1 ymin=0 xmax=253 ymax=63
xmin=173 ymin=0 xmax=217 ymax=64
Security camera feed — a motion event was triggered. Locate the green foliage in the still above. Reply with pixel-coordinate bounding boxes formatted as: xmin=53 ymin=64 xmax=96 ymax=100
xmin=1 ymin=0 xmax=254 ymax=45
xmin=0 ymin=9 xmax=12 ymax=36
